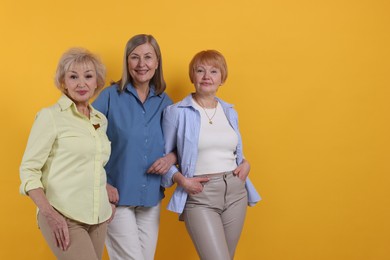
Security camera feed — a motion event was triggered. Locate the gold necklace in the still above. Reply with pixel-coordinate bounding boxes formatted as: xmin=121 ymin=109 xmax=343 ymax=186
xmin=196 ymin=97 xmax=217 ymax=124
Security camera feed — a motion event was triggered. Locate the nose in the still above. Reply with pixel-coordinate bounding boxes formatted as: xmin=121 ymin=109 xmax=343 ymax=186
xmin=137 ymin=57 xmax=145 ymax=67
xmin=77 ymin=78 xmax=86 ymax=87
xmin=202 ymin=71 xmax=210 ymax=79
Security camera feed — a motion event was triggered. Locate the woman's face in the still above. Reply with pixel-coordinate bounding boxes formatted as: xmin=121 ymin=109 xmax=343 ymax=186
xmin=127 ymin=43 xmax=158 ymax=87
xmin=193 ymin=64 xmax=222 ymax=95
xmin=64 ymin=62 xmax=97 ymax=106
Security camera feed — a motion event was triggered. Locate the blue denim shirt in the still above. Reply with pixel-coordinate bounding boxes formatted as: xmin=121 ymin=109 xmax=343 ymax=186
xmin=93 ymin=83 xmax=173 ymax=207
xmin=162 ymin=94 xmax=261 ymax=214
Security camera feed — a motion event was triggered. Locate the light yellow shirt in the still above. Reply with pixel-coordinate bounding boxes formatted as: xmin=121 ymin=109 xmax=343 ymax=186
xmin=20 ymin=95 xmax=112 ymax=225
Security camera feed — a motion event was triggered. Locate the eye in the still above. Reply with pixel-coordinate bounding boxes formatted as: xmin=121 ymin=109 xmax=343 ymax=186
xmin=196 ymin=68 xmax=204 ymax=73
xmin=129 ymin=55 xmax=139 ymax=60
xmin=85 ymin=74 xmax=94 ymax=79
xmin=145 ymin=55 xmax=152 ymax=60
xmin=70 ymin=75 xmax=77 ymax=79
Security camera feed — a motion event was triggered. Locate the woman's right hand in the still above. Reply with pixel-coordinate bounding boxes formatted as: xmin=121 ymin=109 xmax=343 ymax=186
xmin=27 ymin=188 xmax=69 ymax=251
xmin=106 ymin=183 xmax=119 ymax=204
xmin=174 ymin=173 xmax=209 ymax=195
xmin=40 ymin=208 xmax=69 ymax=251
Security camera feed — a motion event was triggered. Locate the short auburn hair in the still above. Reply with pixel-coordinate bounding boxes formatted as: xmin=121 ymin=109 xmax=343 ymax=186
xmin=189 ymin=50 xmax=228 ymax=84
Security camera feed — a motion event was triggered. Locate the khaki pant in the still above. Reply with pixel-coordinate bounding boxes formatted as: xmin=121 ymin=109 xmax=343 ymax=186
xmin=183 ymin=171 xmax=248 ymax=260
xmin=38 ymin=211 xmax=107 ymax=260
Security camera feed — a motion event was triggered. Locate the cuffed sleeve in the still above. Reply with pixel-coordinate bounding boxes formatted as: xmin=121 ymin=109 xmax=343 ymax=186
xmin=19 ymin=109 xmax=56 ymax=195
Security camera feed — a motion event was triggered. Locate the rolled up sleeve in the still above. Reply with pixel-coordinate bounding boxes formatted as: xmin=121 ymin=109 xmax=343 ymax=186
xmin=20 ymin=109 xmax=56 ymax=195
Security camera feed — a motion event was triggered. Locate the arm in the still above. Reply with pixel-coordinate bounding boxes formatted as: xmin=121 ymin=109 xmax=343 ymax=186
xmin=20 ymin=109 xmax=56 ymax=194
xmin=161 ymin=107 xmax=180 ymax=187
xmin=20 ymin=109 xmax=70 ymax=250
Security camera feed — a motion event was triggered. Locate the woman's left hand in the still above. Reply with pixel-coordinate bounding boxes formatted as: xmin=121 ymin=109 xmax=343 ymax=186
xmin=233 ymin=159 xmax=251 ymax=181
xmin=147 ymin=152 xmax=177 ymax=175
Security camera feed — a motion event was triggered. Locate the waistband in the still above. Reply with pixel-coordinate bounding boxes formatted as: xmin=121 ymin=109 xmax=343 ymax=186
xmin=195 ymin=171 xmax=234 ymax=179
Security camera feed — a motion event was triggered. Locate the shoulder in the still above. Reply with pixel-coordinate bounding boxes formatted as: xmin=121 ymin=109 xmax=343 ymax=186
xmin=98 ymin=84 xmax=120 ymax=96
xmin=38 ymin=103 xmax=60 ymax=117
xmin=217 ymin=98 xmax=239 ymax=118
xmin=163 ymin=99 xmax=184 ymax=119
xmin=164 ymin=102 xmax=180 ymax=116
xmin=157 ymin=92 xmax=173 ymax=106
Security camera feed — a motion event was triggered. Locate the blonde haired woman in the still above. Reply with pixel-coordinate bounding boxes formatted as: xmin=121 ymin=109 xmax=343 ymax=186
xmin=20 ymin=48 xmax=113 ymax=260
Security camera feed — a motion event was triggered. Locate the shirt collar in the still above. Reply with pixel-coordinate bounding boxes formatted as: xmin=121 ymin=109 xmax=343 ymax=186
xmin=125 ymin=83 xmax=158 ymax=98
xmin=57 ymin=94 xmax=102 ymax=120
xmin=179 ymin=93 xmax=234 ymax=109
xmin=58 ymin=95 xmax=75 ymax=111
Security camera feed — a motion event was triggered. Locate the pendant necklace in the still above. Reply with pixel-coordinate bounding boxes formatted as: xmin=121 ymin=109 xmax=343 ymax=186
xmin=196 ymin=97 xmax=217 ymax=124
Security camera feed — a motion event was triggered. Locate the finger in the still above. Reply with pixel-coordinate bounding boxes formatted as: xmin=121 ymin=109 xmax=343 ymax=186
xmin=197 ymin=177 xmax=210 ymax=183
xmin=53 ymin=232 xmax=60 ymax=248
xmin=233 ymin=167 xmax=241 ymax=174
xmin=109 ymin=190 xmax=119 ymax=203
xmin=55 ymin=231 xmax=65 ymax=251
xmin=147 ymin=164 xmax=161 ymax=174
xmin=63 ymin=226 xmax=70 ymax=250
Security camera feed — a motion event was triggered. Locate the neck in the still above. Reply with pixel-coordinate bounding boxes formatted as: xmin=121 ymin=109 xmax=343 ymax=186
xmin=76 ymin=103 xmax=90 ymax=117
xmin=135 ymin=84 xmax=150 ymax=103
xmin=193 ymin=93 xmax=216 ymax=108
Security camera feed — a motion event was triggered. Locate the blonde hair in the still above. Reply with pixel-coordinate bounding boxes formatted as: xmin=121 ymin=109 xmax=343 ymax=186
xmin=116 ymin=34 xmax=166 ymax=95
xmin=54 ymin=47 xmax=106 ymax=94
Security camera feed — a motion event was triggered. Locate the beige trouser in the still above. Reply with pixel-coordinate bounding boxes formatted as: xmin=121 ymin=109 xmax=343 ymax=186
xmin=38 ymin=211 xmax=107 ymax=260
xmin=182 ymin=171 xmax=248 ymax=260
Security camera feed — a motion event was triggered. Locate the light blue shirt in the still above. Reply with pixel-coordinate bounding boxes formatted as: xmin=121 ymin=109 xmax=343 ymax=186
xmin=162 ymin=94 xmax=261 ymax=214
xmin=93 ymin=84 xmax=172 ymax=207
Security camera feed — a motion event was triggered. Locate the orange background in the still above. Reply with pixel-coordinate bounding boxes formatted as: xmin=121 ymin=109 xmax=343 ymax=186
xmin=1 ymin=0 xmax=389 ymax=259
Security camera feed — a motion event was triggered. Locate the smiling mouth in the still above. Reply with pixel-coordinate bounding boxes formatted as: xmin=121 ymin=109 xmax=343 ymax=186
xmin=77 ymin=91 xmax=88 ymax=95
xmin=135 ymin=69 xmax=149 ymax=75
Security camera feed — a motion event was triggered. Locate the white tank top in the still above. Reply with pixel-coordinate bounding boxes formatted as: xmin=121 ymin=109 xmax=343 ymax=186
xmin=192 ymin=98 xmax=238 ymax=175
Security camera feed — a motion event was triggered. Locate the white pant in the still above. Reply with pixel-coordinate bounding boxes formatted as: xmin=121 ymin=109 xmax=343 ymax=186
xmin=105 ymin=203 xmax=161 ymax=260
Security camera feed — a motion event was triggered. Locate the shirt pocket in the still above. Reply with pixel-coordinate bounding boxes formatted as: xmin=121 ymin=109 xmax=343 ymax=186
xmin=56 ymin=131 xmax=94 ymax=155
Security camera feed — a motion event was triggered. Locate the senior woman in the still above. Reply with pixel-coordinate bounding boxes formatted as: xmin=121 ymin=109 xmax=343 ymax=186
xmin=93 ymin=34 xmax=175 ymax=260
xmin=19 ymin=48 xmax=113 ymax=260
xmin=162 ymin=50 xmax=261 ymax=260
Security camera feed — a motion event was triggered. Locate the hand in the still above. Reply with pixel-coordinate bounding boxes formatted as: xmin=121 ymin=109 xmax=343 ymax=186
xmin=27 ymin=188 xmax=69 ymax=251
xmin=107 ymin=203 xmax=116 ymax=223
xmin=106 ymin=184 xmax=119 ymax=204
xmin=233 ymin=159 xmax=251 ymax=181
xmin=147 ymin=152 xmax=177 ymax=175
xmin=181 ymin=176 xmax=210 ymax=195
xmin=41 ymin=209 xmax=69 ymax=251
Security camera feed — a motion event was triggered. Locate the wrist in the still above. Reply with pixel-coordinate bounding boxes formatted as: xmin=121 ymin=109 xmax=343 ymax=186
xmin=172 ymin=172 xmax=185 ymax=186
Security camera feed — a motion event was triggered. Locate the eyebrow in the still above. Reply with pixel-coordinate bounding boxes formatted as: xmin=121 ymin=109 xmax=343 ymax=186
xmin=130 ymin=52 xmax=153 ymax=56
xmin=67 ymin=69 xmax=94 ymax=73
